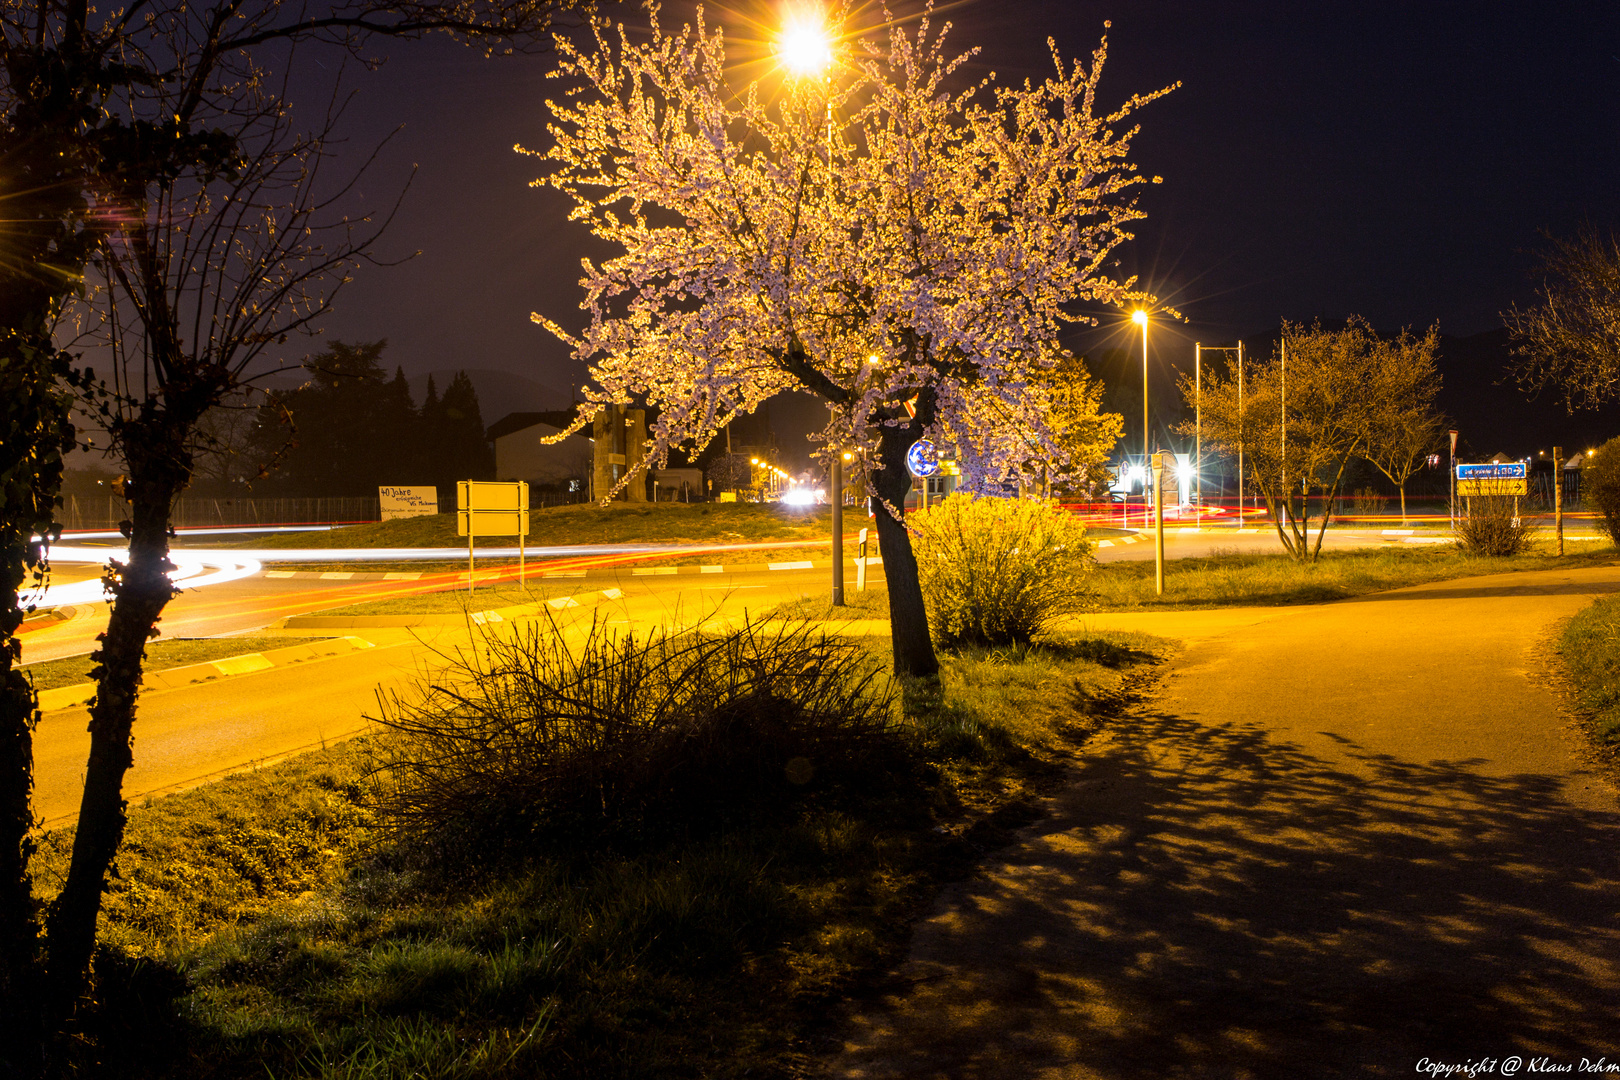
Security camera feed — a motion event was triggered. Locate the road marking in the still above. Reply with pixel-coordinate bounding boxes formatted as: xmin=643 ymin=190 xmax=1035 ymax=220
xmin=697 ymin=584 xmax=764 ymax=589
xmin=1096 ymin=540 xmax=1114 ymax=548
xmin=470 ymin=611 xmax=506 ymax=625
xmin=769 ymin=561 xmax=815 ymax=570
xmin=318 ymin=571 xmax=354 ymax=580
xmin=264 ymin=570 xmax=297 ymax=578
xmin=547 ymin=597 xmax=579 ymax=609
xmin=1178 ymin=527 xmax=1201 ymax=533
xmin=544 ymin=570 xmax=586 ymax=578
xmin=601 ymin=588 xmax=623 ymax=599
xmin=632 ymin=567 xmax=677 ymax=576
xmin=701 ymin=565 xmax=724 ymax=573
xmin=382 ymin=572 xmax=422 ymax=580
xmin=1122 ymin=536 xmax=1140 ymax=545
xmin=211 ymin=654 xmax=275 ymax=677
xmin=1381 ymin=529 xmax=1415 ymax=536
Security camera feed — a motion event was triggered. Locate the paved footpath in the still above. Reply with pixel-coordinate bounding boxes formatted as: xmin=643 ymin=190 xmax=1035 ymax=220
xmin=826 ymin=567 xmax=1620 ymax=1079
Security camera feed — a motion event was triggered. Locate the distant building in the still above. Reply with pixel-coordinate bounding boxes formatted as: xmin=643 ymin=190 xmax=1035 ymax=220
xmin=486 ymin=408 xmax=593 ymax=500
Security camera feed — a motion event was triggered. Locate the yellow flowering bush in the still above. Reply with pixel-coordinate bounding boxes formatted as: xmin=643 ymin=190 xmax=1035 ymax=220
xmin=910 ymin=493 xmax=1095 ymax=646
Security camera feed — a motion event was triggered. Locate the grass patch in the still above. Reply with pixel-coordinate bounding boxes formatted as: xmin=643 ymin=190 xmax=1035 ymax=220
xmin=20 ymin=635 xmax=333 ymax=691
xmin=1560 ymin=596 xmax=1620 ymax=750
xmin=310 ymin=585 xmax=548 ymax=618
xmin=1091 ymin=543 xmax=1620 ymax=610
xmin=761 ymin=587 xmax=891 ymax=622
xmin=35 ymin=621 xmax=1167 ymax=1079
xmin=209 ymin=503 xmax=838 ymax=551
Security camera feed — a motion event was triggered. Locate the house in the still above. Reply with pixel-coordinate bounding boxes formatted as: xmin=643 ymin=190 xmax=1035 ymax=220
xmin=486 ymin=409 xmax=593 ymax=498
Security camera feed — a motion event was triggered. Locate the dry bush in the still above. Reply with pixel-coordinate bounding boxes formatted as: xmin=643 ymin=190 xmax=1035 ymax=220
xmin=370 ymin=616 xmax=897 ymax=852
xmin=911 ymin=493 xmax=1095 ymax=646
xmin=1581 ymin=436 xmax=1620 ymax=544
xmin=1454 ymin=494 xmax=1532 ymax=556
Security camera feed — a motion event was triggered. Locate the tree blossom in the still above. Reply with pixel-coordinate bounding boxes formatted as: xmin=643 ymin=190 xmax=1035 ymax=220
xmin=529 ymin=1 xmax=1172 ymax=674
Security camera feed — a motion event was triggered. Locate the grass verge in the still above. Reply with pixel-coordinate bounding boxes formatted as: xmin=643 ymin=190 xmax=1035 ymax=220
xmin=32 ymin=624 xmax=1168 ymax=1079
xmin=20 ymin=635 xmax=333 ymax=692
xmin=1091 ymin=543 xmax=1620 ymax=610
xmin=1559 ymin=597 xmax=1620 ymax=751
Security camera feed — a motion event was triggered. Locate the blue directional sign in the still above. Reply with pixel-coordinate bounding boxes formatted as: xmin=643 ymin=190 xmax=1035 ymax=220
xmin=1456 ymin=461 xmax=1528 ymax=496
xmin=1456 ymin=462 xmax=1527 ymax=480
xmin=906 ymin=439 xmax=939 ymax=478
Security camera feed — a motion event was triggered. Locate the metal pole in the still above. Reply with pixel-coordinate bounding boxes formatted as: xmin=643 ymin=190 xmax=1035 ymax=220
xmin=1195 ymin=343 xmax=1202 ymax=529
xmin=1142 ymin=317 xmax=1150 ymax=530
xmin=1238 ymin=340 xmax=1244 ymax=523
xmin=831 ymin=451 xmax=844 ymax=606
xmin=1152 ymin=452 xmax=1166 ymax=595
xmin=1281 ymin=336 xmax=1287 ymax=528
xmin=1555 ymin=445 xmax=1564 ymax=555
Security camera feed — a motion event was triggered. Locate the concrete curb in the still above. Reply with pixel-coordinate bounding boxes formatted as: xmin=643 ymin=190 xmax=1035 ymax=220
xmin=37 ymin=635 xmax=375 ymax=713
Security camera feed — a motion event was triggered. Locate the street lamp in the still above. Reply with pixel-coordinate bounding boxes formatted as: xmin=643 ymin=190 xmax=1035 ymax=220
xmin=779 ymin=9 xmax=833 ymax=76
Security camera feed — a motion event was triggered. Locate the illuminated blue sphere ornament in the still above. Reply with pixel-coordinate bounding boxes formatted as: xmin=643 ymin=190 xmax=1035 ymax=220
xmin=906 ymin=439 xmax=939 ymax=478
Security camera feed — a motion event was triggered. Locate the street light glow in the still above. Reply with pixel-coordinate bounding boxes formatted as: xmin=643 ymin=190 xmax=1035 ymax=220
xmin=1132 ymin=309 xmax=1148 ymax=325
xmin=779 ymin=9 xmax=832 ymax=76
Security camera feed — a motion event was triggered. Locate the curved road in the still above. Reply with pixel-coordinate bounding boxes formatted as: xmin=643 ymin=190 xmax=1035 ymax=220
xmin=830 ymin=566 xmax=1620 ymax=1078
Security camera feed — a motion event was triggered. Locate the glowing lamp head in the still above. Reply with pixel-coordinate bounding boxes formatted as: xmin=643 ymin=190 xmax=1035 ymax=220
xmin=779 ymin=10 xmax=833 ymax=76
xmin=1132 ymin=309 xmax=1149 ymax=326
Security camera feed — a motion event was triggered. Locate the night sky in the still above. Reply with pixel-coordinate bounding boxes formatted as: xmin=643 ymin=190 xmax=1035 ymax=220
xmin=306 ymin=0 xmax=1620 ymax=462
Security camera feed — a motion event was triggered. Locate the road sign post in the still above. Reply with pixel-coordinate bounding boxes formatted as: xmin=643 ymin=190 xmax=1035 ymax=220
xmin=856 ymin=526 xmax=869 ymax=592
xmin=831 ymin=450 xmax=844 ymax=607
xmin=456 ymin=480 xmax=529 ymax=596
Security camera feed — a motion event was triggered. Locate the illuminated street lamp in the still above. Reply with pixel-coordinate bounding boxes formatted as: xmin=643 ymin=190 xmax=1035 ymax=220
xmin=779 ymin=9 xmax=833 ymax=75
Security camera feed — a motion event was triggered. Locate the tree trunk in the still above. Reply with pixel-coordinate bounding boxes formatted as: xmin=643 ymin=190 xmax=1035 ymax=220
xmin=1399 ymin=483 xmax=1408 ymax=526
xmin=42 ymin=442 xmax=184 ymax=1018
xmin=871 ymin=423 xmax=938 ymax=680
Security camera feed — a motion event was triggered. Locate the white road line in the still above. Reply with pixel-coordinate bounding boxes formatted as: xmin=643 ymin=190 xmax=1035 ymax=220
xmin=700 ymin=565 xmax=724 ymax=573
xmin=1096 ymin=540 xmax=1114 ymax=548
xmin=631 ymin=567 xmax=678 ymax=576
xmin=769 ymin=561 xmax=815 ymax=570
xmin=544 ymin=570 xmax=587 ymax=578
xmin=601 ymin=588 xmax=623 ymax=599
xmin=318 ymin=571 xmax=354 ymax=580
xmin=382 ymin=572 xmax=422 ymax=580
xmin=264 ymin=570 xmax=297 ymax=578
xmin=547 ymin=597 xmax=580 ymax=609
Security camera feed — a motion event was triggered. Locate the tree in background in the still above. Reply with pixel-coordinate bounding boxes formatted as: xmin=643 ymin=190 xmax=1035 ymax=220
xmin=1184 ymin=319 xmax=1390 ymax=562
xmin=532 ymin=3 xmax=1172 ymax=676
xmin=258 ymin=348 xmax=493 ymax=499
xmin=1360 ymin=325 xmax=1444 ymax=524
xmin=1505 ymin=227 xmax=1620 ymax=412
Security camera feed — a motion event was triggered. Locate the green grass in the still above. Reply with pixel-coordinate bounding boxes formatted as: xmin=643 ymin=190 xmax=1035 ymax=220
xmin=309 ymin=585 xmax=549 ymax=618
xmin=32 ymin=627 xmax=1167 ymax=1079
xmin=20 ymin=635 xmax=333 ymax=692
xmin=1090 ymin=542 xmax=1620 ymax=610
xmin=1559 ymin=597 xmax=1620 ymax=749
xmin=761 ymin=587 xmax=891 ymax=622
xmin=211 ymin=503 xmax=838 ymax=551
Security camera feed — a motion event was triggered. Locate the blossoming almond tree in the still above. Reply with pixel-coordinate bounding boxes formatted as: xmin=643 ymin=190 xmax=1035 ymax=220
xmin=531 ymin=2 xmax=1172 ymax=676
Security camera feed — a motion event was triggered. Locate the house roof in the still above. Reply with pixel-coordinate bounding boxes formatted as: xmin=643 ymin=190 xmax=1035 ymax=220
xmin=485 ymin=408 xmax=585 ymax=442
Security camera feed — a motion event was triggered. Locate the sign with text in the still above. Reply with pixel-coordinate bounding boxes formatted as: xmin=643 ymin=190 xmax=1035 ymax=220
xmin=379 ymin=485 xmax=438 ymax=521
xmin=456 ymin=480 xmax=529 ymax=537
xmin=1456 ymin=461 xmax=1528 ymax=497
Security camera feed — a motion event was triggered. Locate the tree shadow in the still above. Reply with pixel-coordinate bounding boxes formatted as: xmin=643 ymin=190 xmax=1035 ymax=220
xmin=829 ymin=704 xmax=1620 ymax=1079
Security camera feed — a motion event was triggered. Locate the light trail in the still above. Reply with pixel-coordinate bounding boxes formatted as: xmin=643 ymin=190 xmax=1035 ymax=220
xmin=22 ymin=546 xmax=262 ymax=610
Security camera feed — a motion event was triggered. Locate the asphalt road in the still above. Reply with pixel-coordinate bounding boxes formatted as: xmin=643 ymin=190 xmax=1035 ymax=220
xmin=828 ymin=566 xmax=1620 ymax=1078
xmin=27 ymin=565 xmax=819 ymax=828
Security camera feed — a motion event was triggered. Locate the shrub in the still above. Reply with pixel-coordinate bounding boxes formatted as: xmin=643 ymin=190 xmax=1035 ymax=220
xmin=910 ymin=493 xmax=1095 ymax=646
xmin=370 ymin=616 xmax=897 ymax=853
xmin=1582 ymin=436 xmax=1620 ymax=543
xmin=1454 ymin=493 xmax=1532 ymax=556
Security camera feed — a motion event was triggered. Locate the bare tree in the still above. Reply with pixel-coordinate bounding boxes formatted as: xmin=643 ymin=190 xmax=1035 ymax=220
xmin=1183 ymin=319 xmax=1386 ymax=562
xmin=1361 ymin=325 xmax=1443 ymax=524
xmin=1505 ymin=226 xmax=1620 ymax=412
xmin=1 ymin=0 xmax=588 ymax=1060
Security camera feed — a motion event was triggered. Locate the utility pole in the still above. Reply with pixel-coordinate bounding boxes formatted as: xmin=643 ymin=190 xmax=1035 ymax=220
xmin=1152 ymin=451 xmax=1167 ymax=595
xmin=1555 ymin=445 xmax=1564 ymax=556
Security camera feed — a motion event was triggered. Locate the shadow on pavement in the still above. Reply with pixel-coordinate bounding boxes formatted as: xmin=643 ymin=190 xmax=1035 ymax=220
xmin=829 ymin=704 xmax=1620 ymax=1079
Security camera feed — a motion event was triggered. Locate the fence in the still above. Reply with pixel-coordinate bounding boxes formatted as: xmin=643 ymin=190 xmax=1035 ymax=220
xmin=57 ymin=496 xmax=381 ymax=532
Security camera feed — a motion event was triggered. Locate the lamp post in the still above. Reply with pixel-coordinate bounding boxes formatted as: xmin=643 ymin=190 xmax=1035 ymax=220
xmin=1134 ymin=309 xmax=1149 ymax=529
